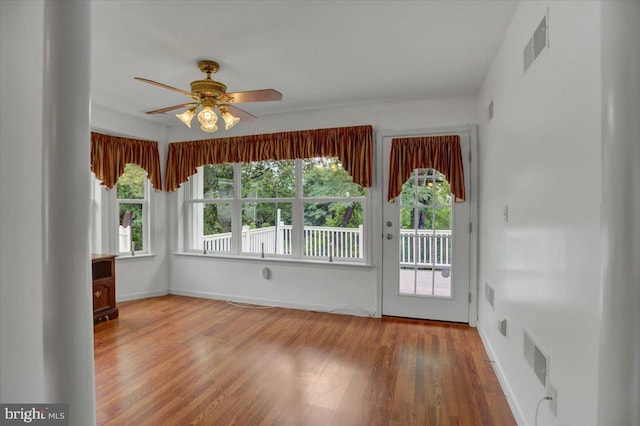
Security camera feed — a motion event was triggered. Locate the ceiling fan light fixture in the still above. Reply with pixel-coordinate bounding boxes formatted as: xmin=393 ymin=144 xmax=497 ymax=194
xmin=136 ymin=59 xmax=281 ymax=133
xmin=200 ymin=122 xmax=218 ymax=133
xmin=197 ymin=105 xmax=218 ymax=126
xmin=219 ymin=106 xmax=240 ymax=130
xmin=176 ymin=107 xmax=197 ymax=128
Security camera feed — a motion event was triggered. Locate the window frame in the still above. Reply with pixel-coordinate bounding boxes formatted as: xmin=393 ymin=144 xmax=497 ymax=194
xmin=182 ymin=158 xmax=369 ymax=264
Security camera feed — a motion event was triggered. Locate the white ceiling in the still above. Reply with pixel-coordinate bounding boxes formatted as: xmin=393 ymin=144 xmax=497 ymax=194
xmin=91 ymin=1 xmax=518 ymax=127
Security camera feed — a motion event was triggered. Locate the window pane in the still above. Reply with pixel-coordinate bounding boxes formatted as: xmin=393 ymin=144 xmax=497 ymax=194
xmin=432 ymin=172 xmax=452 ymax=206
xmin=241 ymin=202 xmax=292 ymax=255
xmin=241 ymin=160 xmax=295 ymax=198
xmin=119 ymin=203 xmax=143 ymax=251
xmin=202 ymin=203 xmax=232 ymax=252
xmin=400 ymin=169 xmax=452 ymax=207
xmin=398 ymin=206 xmax=452 ymax=297
xmin=203 ymin=164 xmax=234 ymax=199
xmin=434 ymin=207 xmax=452 ymax=231
xmin=302 ymin=158 xmax=365 ymax=197
xmin=303 ymin=201 xmax=364 ymax=259
xmin=117 ymin=164 xmax=145 ymax=199
xmin=433 ymin=267 xmax=452 ymax=298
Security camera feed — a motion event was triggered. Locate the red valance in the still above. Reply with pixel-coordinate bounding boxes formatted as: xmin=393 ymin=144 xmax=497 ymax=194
xmin=388 ymin=135 xmax=465 ymax=202
xmin=91 ymin=132 xmax=162 ymax=191
xmin=165 ymin=125 xmax=373 ymax=191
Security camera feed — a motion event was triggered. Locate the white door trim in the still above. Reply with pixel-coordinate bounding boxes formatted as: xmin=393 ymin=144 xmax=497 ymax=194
xmin=375 ymin=125 xmax=478 ymax=326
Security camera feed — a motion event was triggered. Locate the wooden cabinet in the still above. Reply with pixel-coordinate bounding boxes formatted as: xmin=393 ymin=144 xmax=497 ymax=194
xmin=92 ymin=254 xmax=119 ymax=322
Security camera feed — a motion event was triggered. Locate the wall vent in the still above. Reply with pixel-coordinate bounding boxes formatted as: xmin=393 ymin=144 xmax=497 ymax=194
xmin=524 ymin=330 xmax=548 ymax=387
xmin=523 ymin=12 xmax=549 ymax=72
xmin=498 ymin=318 xmax=507 ymax=336
xmin=485 ymin=283 xmax=495 ymax=309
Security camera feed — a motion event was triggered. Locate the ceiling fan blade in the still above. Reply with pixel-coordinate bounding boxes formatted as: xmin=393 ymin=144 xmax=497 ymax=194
xmin=145 ymin=102 xmax=199 ymax=114
xmin=134 ymin=77 xmax=199 ymax=99
xmin=223 ymin=104 xmax=257 ymax=122
xmin=224 ymin=89 xmax=282 ymax=103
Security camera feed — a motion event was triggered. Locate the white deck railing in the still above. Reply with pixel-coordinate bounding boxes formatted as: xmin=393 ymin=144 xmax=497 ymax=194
xmin=203 ymin=224 xmax=364 ymax=258
xmin=203 ymin=226 xmax=452 ymax=265
xmin=399 ymin=229 xmax=451 ymax=267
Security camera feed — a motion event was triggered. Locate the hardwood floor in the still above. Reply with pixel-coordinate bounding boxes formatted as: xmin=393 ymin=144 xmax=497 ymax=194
xmin=94 ymin=295 xmax=515 ymax=426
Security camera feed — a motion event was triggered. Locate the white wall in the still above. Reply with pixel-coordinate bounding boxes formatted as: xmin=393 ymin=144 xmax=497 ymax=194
xmin=0 ymin=0 xmax=46 ymax=402
xmin=168 ymin=96 xmax=476 ymax=316
xmin=476 ymin=2 xmax=602 ymax=425
xmin=598 ymin=1 xmax=640 ymax=424
xmin=91 ymin=105 xmax=170 ymax=301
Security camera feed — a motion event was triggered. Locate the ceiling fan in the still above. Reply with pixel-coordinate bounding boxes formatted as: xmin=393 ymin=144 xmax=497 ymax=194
xmin=135 ymin=60 xmax=282 ymax=132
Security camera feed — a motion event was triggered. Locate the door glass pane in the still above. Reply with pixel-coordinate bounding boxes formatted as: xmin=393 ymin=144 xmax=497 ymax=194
xmin=433 ymin=172 xmax=452 ymax=206
xmin=398 ymin=169 xmax=453 ymax=298
xmin=433 ymin=267 xmax=452 ymax=297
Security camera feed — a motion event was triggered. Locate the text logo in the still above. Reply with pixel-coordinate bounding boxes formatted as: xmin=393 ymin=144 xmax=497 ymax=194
xmin=0 ymin=404 xmax=67 ymax=426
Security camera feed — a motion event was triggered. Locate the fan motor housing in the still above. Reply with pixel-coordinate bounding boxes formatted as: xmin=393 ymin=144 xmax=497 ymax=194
xmin=190 ymin=79 xmax=227 ymax=97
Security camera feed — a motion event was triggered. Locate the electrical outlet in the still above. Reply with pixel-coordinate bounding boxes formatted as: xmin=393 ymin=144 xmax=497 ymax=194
xmin=547 ymin=384 xmax=557 ymax=416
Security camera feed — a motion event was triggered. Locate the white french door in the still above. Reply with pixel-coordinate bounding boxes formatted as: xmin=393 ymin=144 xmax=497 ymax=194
xmin=381 ymin=130 xmax=473 ymax=322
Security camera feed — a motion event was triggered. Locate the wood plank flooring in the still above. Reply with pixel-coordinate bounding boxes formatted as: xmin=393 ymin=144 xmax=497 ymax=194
xmin=94 ymin=295 xmax=515 ymax=426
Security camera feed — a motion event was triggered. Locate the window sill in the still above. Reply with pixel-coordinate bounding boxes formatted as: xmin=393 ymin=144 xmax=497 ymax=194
xmin=115 ymin=253 xmax=157 ymax=261
xmin=173 ymin=251 xmax=374 ymax=270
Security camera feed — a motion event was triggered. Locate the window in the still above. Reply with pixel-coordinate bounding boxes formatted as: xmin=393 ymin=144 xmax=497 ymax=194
xmin=117 ymin=163 xmax=149 ymax=254
xmin=185 ymin=158 xmax=367 ymax=262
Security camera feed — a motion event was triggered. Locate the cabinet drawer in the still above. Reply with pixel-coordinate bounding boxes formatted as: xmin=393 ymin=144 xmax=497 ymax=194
xmin=93 ymin=280 xmax=114 ymax=312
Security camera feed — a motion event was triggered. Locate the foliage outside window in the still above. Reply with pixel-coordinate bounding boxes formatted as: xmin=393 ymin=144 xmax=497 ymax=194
xmin=185 ymin=157 xmax=367 ymax=261
xmin=117 ymin=163 xmax=149 ymax=254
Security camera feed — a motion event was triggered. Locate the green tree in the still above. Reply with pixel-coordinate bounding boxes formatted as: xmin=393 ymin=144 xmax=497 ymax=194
xmin=302 ymin=158 xmax=364 ymax=227
xmin=241 ymin=160 xmax=295 ymax=227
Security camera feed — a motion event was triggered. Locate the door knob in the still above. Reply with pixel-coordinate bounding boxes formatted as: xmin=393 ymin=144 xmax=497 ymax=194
xmin=386 ymin=233 xmax=393 ymax=240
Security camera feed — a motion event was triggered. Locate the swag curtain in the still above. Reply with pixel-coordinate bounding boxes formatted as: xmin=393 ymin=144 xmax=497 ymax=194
xmin=90 ymin=132 xmax=162 ymax=190
xmin=164 ymin=125 xmax=373 ymax=191
xmin=387 ymin=135 xmax=466 ymax=202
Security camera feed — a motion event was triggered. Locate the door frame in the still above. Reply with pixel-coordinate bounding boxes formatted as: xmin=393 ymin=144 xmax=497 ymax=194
xmin=375 ymin=125 xmax=479 ymax=326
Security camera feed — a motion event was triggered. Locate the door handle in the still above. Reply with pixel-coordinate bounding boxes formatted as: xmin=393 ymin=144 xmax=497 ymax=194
xmin=386 ymin=233 xmax=393 ymax=240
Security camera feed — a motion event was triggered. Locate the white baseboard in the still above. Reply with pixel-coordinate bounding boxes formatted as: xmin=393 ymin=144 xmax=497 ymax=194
xmin=477 ymin=323 xmax=526 ymax=426
xmin=117 ymin=289 xmax=169 ymax=302
xmin=168 ymin=288 xmax=375 ymax=317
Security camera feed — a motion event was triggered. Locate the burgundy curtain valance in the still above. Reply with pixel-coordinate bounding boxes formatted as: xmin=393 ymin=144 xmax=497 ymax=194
xmin=387 ymin=135 xmax=466 ymax=202
xmin=91 ymin=132 xmax=162 ymax=190
xmin=165 ymin=125 xmax=373 ymax=191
